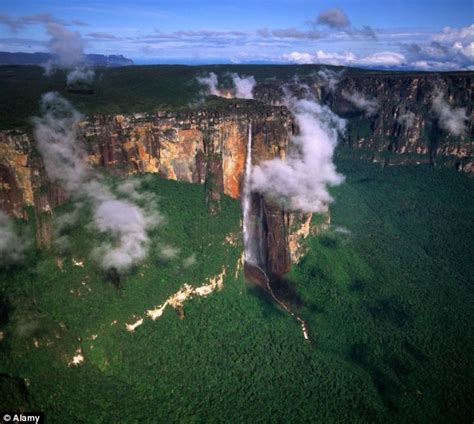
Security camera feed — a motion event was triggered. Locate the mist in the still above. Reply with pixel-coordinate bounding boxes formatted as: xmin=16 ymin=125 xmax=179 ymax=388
xmin=317 ymin=68 xmax=343 ymax=93
xmin=42 ymin=23 xmax=94 ymax=87
xmin=33 ymin=92 xmax=162 ymax=272
xmin=342 ymin=91 xmax=379 ymax=117
xmin=397 ymin=111 xmax=416 ymax=129
xmin=196 ymin=72 xmax=219 ymax=96
xmin=230 ymin=73 xmax=256 ymax=99
xmin=0 ymin=211 xmax=28 ymax=265
xmin=432 ymin=90 xmax=468 ymax=136
xmin=66 ymin=68 xmax=95 ymax=86
xmin=251 ymin=94 xmax=346 ymax=213
xmin=197 ymin=72 xmax=256 ymax=99
xmin=47 ymin=23 xmax=85 ymax=68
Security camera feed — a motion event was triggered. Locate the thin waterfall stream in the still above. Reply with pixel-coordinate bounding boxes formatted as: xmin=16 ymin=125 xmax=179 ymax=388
xmin=242 ymin=121 xmax=310 ymax=341
xmin=242 ymin=122 xmax=255 ymax=264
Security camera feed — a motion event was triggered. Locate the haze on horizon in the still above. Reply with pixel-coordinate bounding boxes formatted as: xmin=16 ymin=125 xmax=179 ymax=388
xmin=0 ymin=0 xmax=473 ymax=70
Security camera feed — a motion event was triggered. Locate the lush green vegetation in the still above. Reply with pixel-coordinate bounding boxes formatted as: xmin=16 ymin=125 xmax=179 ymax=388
xmin=1 ymin=162 xmax=473 ymax=423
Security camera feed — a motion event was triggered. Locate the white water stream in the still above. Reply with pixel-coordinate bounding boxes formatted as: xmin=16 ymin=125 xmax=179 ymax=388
xmin=242 ymin=121 xmax=309 ymax=341
xmin=242 ymin=122 xmax=255 ymax=264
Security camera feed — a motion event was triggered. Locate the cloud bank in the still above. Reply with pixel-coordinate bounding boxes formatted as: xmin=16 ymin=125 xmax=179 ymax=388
xmin=257 ymin=27 xmax=321 ymax=40
xmin=1 ymin=12 xmax=473 ymax=71
xmin=251 ymin=94 xmax=345 ymax=212
xmin=284 ymin=24 xmax=474 ymax=71
xmin=284 ymin=50 xmax=406 ymax=68
xmin=33 ymin=92 xmax=161 ymax=272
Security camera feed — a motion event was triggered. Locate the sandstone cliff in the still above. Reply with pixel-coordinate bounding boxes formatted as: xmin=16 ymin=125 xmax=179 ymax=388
xmin=254 ymin=72 xmax=473 ymax=172
xmin=1 ymin=70 xmax=472 ymax=276
xmin=0 ymin=101 xmax=310 ymax=274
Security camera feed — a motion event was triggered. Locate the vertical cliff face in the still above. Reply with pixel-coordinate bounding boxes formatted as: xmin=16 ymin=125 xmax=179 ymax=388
xmin=254 ymin=72 xmax=473 ymax=172
xmin=81 ymin=105 xmax=291 ymax=198
xmin=0 ymin=132 xmax=34 ymax=219
xmin=0 ymin=102 xmax=308 ymax=275
xmin=331 ymin=74 xmax=473 ymax=169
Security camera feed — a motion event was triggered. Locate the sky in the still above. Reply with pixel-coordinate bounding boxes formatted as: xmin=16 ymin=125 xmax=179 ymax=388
xmin=0 ymin=0 xmax=473 ymax=70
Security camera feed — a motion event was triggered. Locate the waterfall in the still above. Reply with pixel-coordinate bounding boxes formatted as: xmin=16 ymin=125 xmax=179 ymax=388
xmin=242 ymin=122 xmax=255 ymax=264
xmin=242 ymin=122 xmax=310 ymax=341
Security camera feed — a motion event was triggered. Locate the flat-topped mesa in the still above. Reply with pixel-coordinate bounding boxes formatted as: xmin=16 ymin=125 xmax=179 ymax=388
xmin=254 ymin=72 xmax=473 ymax=172
xmin=81 ymin=102 xmax=293 ymax=214
xmin=0 ymin=101 xmax=291 ymax=213
xmin=0 ymin=100 xmax=314 ymax=275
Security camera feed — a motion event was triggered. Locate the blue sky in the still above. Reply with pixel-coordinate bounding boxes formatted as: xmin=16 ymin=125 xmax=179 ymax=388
xmin=0 ymin=0 xmax=473 ymax=69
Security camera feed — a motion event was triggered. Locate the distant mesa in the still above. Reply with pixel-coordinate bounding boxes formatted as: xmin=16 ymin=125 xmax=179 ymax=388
xmin=0 ymin=51 xmax=134 ymax=67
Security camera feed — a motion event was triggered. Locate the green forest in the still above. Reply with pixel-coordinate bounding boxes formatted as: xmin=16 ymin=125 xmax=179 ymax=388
xmin=1 ymin=160 xmax=472 ymax=423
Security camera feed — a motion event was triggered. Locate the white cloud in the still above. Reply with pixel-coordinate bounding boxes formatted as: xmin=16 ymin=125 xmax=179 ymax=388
xmin=46 ymin=23 xmax=85 ymax=68
xmin=0 ymin=211 xmax=29 ymax=264
xmin=356 ymin=52 xmax=406 ymax=66
xmin=404 ymin=25 xmax=474 ymax=70
xmin=317 ymin=68 xmax=343 ymax=92
xmin=33 ymin=92 xmax=162 ymax=272
xmin=158 ymin=245 xmax=180 ymax=260
xmin=183 ymin=253 xmax=197 ymax=268
xmin=433 ymin=24 xmax=474 ymax=43
xmin=41 ymin=22 xmax=95 ymax=86
xmin=230 ymin=73 xmax=256 ymax=99
xmin=66 ymin=68 xmax=95 ymax=87
xmin=282 ymin=24 xmax=474 ymax=71
xmin=431 ymin=90 xmax=468 ymax=137
xmin=197 ymin=72 xmax=219 ymax=96
xmin=410 ymin=60 xmax=459 ymax=71
xmin=397 ymin=111 xmax=416 ymax=129
xmin=251 ymin=94 xmax=345 ymax=212
xmin=283 ymin=50 xmax=406 ymax=68
xmin=342 ymin=91 xmax=379 ymax=117
xmin=197 ymin=72 xmax=255 ymax=99
xmin=282 ymin=52 xmax=314 ymax=64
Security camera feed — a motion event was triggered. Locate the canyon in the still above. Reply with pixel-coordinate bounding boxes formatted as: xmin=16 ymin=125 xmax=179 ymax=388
xmin=0 ymin=69 xmax=472 ymax=276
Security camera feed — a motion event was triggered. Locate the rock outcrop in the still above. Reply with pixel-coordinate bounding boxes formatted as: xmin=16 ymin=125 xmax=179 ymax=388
xmin=0 ymin=101 xmax=307 ymax=274
xmin=254 ymin=72 xmax=473 ymax=172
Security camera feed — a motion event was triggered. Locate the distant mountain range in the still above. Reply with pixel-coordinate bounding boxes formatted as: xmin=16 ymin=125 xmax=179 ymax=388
xmin=0 ymin=52 xmax=134 ymax=67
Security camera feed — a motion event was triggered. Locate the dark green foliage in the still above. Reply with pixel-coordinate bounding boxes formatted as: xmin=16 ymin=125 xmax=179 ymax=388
xmin=289 ymin=161 xmax=474 ymax=423
xmin=0 ymin=374 xmax=29 ymax=411
xmin=2 ymin=64 xmax=468 ymax=130
xmin=0 ymin=164 xmax=473 ymax=423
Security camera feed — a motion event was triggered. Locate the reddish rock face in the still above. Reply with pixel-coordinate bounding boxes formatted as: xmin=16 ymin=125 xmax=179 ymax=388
xmin=0 ymin=103 xmax=304 ymax=274
xmin=0 ymin=132 xmax=34 ymax=219
xmin=80 ymin=105 xmax=292 ymax=201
